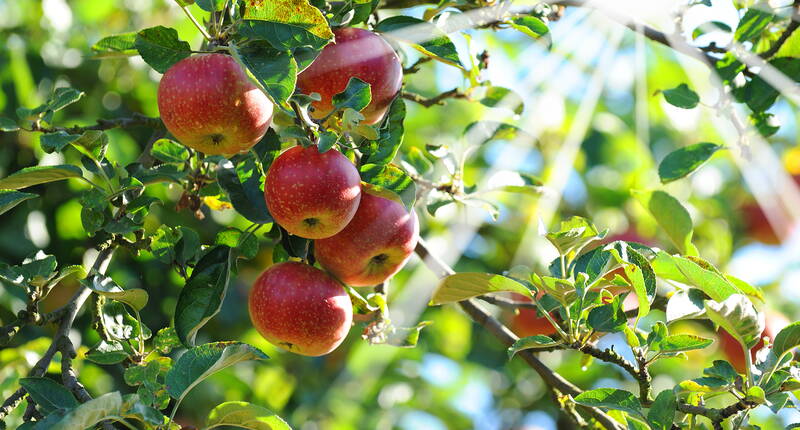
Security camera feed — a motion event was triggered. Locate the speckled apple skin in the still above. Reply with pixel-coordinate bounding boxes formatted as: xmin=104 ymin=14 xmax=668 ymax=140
xmin=265 ymin=145 xmax=361 ymax=239
xmin=248 ymin=262 xmax=353 ymax=356
xmin=157 ymin=53 xmax=274 ymax=156
xmin=315 ymin=192 xmax=419 ymax=286
xmin=296 ymin=28 xmax=403 ymax=125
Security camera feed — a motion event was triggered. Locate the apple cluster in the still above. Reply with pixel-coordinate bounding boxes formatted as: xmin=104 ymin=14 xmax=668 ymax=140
xmin=156 ymin=28 xmax=414 ymax=356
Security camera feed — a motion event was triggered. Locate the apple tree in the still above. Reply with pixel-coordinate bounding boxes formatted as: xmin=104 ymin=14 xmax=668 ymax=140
xmin=1 ymin=0 xmax=800 ymax=429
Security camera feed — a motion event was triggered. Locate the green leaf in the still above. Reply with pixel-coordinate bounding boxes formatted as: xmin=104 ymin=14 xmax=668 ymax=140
xmin=573 ymin=388 xmax=642 ymax=417
xmin=0 ymin=117 xmax=19 ymax=131
xmin=174 ymin=246 xmax=234 ymax=346
xmin=235 ymin=43 xmax=297 ymax=107
xmin=217 ymin=157 xmax=273 ymax=224
xmin=165 ymin=342 xmax=268 ymax=404
xmin=705 ymin=294 xmax=764 ymax=348
xmin=745 ymin=385 xmax=766 ymax=404
xmin=84 ymin=274 xmax=149 ymax=312
xmin=647 ymin=390 xmax=677 ymax=430
xmin=478 ymin=86 xmax=524 ymax=114
xmin=677 ymin=376 xmax=731 ymax=394
xmin=151 ymin=139 xmax=189 ymax=163
xmin=40 ymin=132 xmax=80 ymax=153
xmin=735 ymin=7 xmax=774 ymax=43
xmin=359 ymin=163 xmax=416 ymax=211
xmin=19 ymin=378 xmax=79 ymax=413
xmin=771 ymin=321 xmax=800 ymax=360
xmin=50 ymin=392 xmax=123 ymax=430
xmin=0 ymin=165 xmax=83 ymax=190
xmin=605 ymin=243 xmax=656 ymax=321
xmin=102 ymin=301 xmax=152 ymax=341
xmin=652 ymin=334 xmax=713 ymax=353
xmin=135 ymin=26 xmax=192 ymax=73
xmin=508 ymin=335 xmax=560 ymax=358
xmin=658 ymin=143 xmax=723 ymax=184
xmin=48 ymin=88 xmax=84 ymax=112
xmin=662 ymin=83 xmax=699 ymax=109
xmin=652 ymin=252 xmax=738 ymax=302
xmin=404 ymin=147 xmax=432 ymax=175
xmin=587 ymin=298 xmax=627 ymax=332
xmin=196 ymin=0 xmax=226 ymax=11
xmin=332 ymin=77 xmax=372 ymax=112
xmin=91 ymin=33 xmax=138 ymax=57
xmin=70 ymin=131 xmax=109 ymax=161
xmin=206 ymin=401 xmax=291 ymax=430
xmin=545 ymin=216 xmax=605 ymax=256
xmin=85 ymin=340 xmax=132 ymax=365
xmin=154 ymin=327 xmax=182 ymax=354
xmin=632 ymin=190 xmax=697 ymax=255
xmin=386 ymin=321 xmax=432 ymax=348
xmin=239 ymin=0 xmax=333 ymax=50
xmin=750 ymin=111 xmax=780 ymax=137
xmin=215 ymin=228 xmax=259 ymax=260
xmin=0 ymin=189 xmax=37 ymax=216
xmin=509 ymin=16 xmax=549 ymax=40
xmin=737 ymin=58 xmax=800 ymax=112
xmin=431 ymin=273 xmax=532 ymax=305
xmin=463 ymin=121 xmax=535 ymax=146
xmin=375 ymin=16 xmax=464 ymax=69
xmin=362 ymin=97 xmax=406 ymax=165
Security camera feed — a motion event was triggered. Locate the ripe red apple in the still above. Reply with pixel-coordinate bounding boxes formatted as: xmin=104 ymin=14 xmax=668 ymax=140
xmin=248 ymin=262 xmax=353 ymax=356
xmin=157 ymin=53 xmax=274 ymax=155
xmin=265 ymin=145 xmax=361 ymax=239
xmin=296 ymin=27 xmax=403 ymax=125
xmin=314 ymin=191 xmax=419 ymax=286
xmin=508 ymin=293 xmax=559 ymax=337
xmin=718 ymin=311 xmax=790 ymax=373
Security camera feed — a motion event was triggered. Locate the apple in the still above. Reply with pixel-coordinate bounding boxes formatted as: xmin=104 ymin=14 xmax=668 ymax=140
xmin=248 ymin=261 xmax=353 ymax=356
xmin=157 ymin=53 xmax=274 ymax=156
xmin=314 ymin=191 xmax=419 ymax=286
xmin=265 ymin=145 xmax=362 ymax=239
xmin=296 ymin=27 xmax=403 ymax=125
xmin=718 ymin=310 xmax=790 ymax=373
xmin=508 ymin=293 xmax=559 ymax=338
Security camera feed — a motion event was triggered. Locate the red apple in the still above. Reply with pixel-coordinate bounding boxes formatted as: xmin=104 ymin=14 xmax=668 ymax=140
xmin=314 ymin=191 xmax=419 ymax=286
xmin=248 ymin=261 xmax=353 ymax=356
xmin=718 ymin=311 xmax=790 ymax=373
xmin=157 ymin=53 xmax=274 ymax=155
xmin=296 ymin=27 xmax=403 ymax=125
xmin=265 ymin=145 xmax=361 ymax=239
xmin=508 ymin=293 xmax=559 ymax=337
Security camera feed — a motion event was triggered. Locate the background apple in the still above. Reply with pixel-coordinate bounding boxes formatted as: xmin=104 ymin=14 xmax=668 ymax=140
xmin=296 ymin=28 xmax=403 ymax=125
xmin=741 ymin=174 xmax=800 ymax=244
xmin=315 ymin=191 xmax=419 ymax=286
xmin=265 ymin=145 xmax=361 ymax=239
xmin=718 ymin=310 xmax=790 ymax=373
xmin=158 ymin=53 xmax=274 ymax=155
xmin=248 ymin=262 xmax=353 ymax=356
xmin=507 ymin=292 xmax=559 ymax=338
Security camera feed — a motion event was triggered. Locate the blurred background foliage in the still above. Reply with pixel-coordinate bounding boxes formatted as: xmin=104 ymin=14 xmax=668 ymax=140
xmin=1 ymin=0 xmax=800 ymax=429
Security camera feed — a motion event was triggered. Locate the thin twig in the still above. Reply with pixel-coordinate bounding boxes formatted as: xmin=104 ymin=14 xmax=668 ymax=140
xmin=25 ymin=113 xmax=162 ymax=135
xmin=403 ymin=57 xmax=433 ymax=74
xmin=401 ymin=88 xmax=469 ymax=107
xmin=414 ymin=240 xmax=626 ymax=430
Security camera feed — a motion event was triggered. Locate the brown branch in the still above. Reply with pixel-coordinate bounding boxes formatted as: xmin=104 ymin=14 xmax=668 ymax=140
xmin=25 ymin=113 xmax=162 ymax=135
xmin=676 ymin=399 xmax=756 ymax=428
xmin=403 ymin=57 xmax=433 ymax=74
xmin=414 ymin=240 xmax=626 ymax=430
xmin=760 ymin=13 xmax=800 ymax=59
xmin=401 ymin=88 xmax=469 ymax=108
xmin=478 ymin=295 xmax=539 ymax=309
xmin=0 ymin=246 xmax=115 ymax=421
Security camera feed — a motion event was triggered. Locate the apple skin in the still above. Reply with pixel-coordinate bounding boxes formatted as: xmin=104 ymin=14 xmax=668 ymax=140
xmin=157 ymin=53 xmax=274 ymax=156
xmin=508 ymin=293 xmax=559 ymax=337
xmin=265 ymin=145 xmax=362 ymax=239
xmin=248 ymin=262 xmax=353 ymax=356
xmin=718 ymin=311 xmax=790 ymax=373
xmin=296 ymin=27 xmax=403 ymax=125
xmin=314 ymin=191 xmax=419 ymax=286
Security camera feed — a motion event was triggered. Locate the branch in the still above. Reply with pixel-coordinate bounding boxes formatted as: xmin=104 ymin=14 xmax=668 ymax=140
xmin=401 ymin=88 xmax=469 ymax=108
xmin=760 ymin=13 xmax=800 ymax=59
xmin=478 ymin=295 xmax=539 ymax=309
xmin=676 ymin=399 xmax=756 ymax=428
xmin=403 ymin=57 xmax=433 ymax=74
xmin=0 ymin=246 xmax=116 ymax=421
xmin=25 ymin=113 xmax=162 ymax=135
xmin=414 ymin=240 xmax=626 ymax=430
